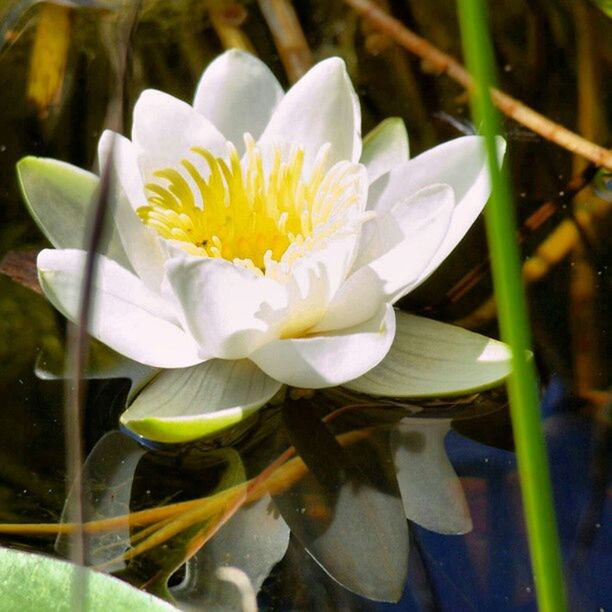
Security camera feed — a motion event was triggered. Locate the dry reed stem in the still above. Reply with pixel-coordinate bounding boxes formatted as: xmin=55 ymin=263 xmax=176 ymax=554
xmin=453 ymin=204 xmax=610 ymax=329
xmin=569 ymin=0 xmax=605 ymax=394
xmin=210 ymin=2 xmax=256 ymax=53
xmin=0 ymin=428 xmax=371 ymax=541
xmin=257 ymin=0 xmax=313 ymax=82
xmin=343 ymin=0 xmax=612 ymax=170
xmin=27 ymin=4 xmax=72 ymax=120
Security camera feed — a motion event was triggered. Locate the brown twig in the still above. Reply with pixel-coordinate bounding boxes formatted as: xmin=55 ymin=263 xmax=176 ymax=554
xmin=428 ymin=166 xmax=598 ymax=313
xmin=257 ymin=0 xmax=313 ymax=82
xmin=210 ymin=2 xmax=256 ymax=53
xmin=569 ymin=0 xmax=606 ymax=395
xmin=0 ymin=426 xmax=372 ymax=539
xmin=343 ymin=0 xmax=612 ymax=170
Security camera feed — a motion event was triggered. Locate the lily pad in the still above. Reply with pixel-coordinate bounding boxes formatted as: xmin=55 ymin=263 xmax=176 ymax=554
xmin=0 ymin=547 xmax=178 ymax=612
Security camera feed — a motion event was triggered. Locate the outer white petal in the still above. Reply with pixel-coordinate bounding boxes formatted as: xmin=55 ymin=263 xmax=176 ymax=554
xmin=121 ymin=360 xmax=283 ymax=443
xmin=98 ymin=130 xmax=166 ymax=290
xmin=312 ymin=184 xmax=454 ymax=332
xmin=360 ymin=118 xmax=409 ymax=184
xmin=193 ymin=49 xmax=284 ymax=149
xmin=165 ymin=257 xmax=289 ymax=360
xmin=257 ymin=58 xmax=361 ymax=172
xmin=131 ymin=89 xmax=227 ymax=180
xmin=391 ymin=419 xmax=472 ymax=534
xmin=368 ymin=135 xmax=505 ymax=285
xmin=37 ymin=249 xmax=203 ymax=368
xmin=344 ymin=312 xmax=512 ymax=397
xmin=249 ymin=303 xmax=396 ymax=389
xmin=16 ymin=157 xmax=129 ymax=268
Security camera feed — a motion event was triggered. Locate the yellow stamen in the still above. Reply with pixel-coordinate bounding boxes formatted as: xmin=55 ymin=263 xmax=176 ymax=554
xmin=137 ymin=135 xmax=361 ymax=273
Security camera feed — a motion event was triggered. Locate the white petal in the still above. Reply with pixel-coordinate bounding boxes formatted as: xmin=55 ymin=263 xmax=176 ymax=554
xmin=165 ymin=256 xmax=289 ymax=360
xmin=360 ymin=118 xmax=409 ymax=183
xmin=279 ymin=230 xmax=361 ymax=338
xmin=391 ymin=419 xmax=472 ymax=534
xmin=16 ymin=157 xmax=129 ymax=267
xmin=249 ymin=303 xmax=396 ymax=389
xmin=98 ymin=130 xmax=145 ymax=210
xmin=193 ymin=49 xmax=284 ymax=149
xmin=131 ymin=89 xmax=227 ymax=180
xmin=343 ymin=311 xmax=512 ymax=397
xmin=121 ymin=359 xmax=282 ymax=443
xmin=98 ymin=130 xmax=166 ymax=290
xmin=368 ymin=136 xmax=505 ymax=285
xmin=312 ymin=184 xmax=453 ymax=332
xmin=275 ymin=162 xmax=368 ymax=337
xmin=257 ymin=58 xmax=361 ymax=172
xmin=37 ymin=248 xmax=203 ymax=368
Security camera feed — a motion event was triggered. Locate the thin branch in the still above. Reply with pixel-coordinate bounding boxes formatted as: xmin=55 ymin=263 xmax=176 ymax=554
xmin=257 ymin=0 xmax=313 ymax=82
xmin=343 ymin=0 xmax=612 ymax=170
xmin=210 ymin=2 xmax=256 ymax=53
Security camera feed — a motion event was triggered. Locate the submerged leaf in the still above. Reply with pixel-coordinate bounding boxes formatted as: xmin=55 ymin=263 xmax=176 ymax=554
xmin=56 ymin=432 xmax=146 ymax=571
xmin=135 ymin=449 xmax=247 ymax=602
xmin=171 ymin=494 xmax=290 ymax=611
xmin=391 ymin=418 xmax=472 ymax=534
xmin=0 ymin=547 xmax=178 ymax=611
xmin=273 ymin=399 xmax=408 ymax=602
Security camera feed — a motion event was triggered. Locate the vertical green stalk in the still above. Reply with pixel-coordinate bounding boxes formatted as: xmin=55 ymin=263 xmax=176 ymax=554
xmin=456 ymin=1 xmax=568 ymax=611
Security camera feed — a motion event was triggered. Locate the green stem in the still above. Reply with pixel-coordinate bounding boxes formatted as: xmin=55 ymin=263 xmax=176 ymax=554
xmin=456 ymin=1 xmax=568 ymax=610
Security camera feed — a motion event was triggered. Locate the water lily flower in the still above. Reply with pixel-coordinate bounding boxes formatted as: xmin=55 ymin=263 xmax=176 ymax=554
xmin=19 ymin=50 xmax=511 ymax=443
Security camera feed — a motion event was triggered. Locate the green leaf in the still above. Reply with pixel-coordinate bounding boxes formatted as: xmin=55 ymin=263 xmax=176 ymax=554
xmin=344 ymin=311 xmax=512 ymax=398
xmin=0 ymin=547 xmax=179 ymax=612
xmin=589 ymin=0 xmax=612 ymax=17
xmin=121 ymin=359 xmax=283 ymax=443
xmin=17 ymin=156 xmax=128 ymax=266
xmin=360 ymin=117 xmax=409 ymax=183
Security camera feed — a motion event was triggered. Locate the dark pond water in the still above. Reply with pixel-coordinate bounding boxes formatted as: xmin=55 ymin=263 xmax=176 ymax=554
xmin=0 ymin=1 xmax=610 ymax=610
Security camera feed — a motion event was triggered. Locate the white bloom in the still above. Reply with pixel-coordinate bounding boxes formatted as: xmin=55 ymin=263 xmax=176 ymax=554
xmin=19 ymin=50 xmax=511 ymax=442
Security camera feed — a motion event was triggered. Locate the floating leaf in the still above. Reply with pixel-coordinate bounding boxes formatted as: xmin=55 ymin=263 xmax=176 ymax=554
xmin=273 ymin=399 xmax=408 ymax=602
xmin=0 ymin=547 xmax=178 ymax=611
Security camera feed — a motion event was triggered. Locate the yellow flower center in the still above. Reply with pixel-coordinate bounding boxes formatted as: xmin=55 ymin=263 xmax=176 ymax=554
xmin=137 ymin=135 xmax=361 ymax=274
